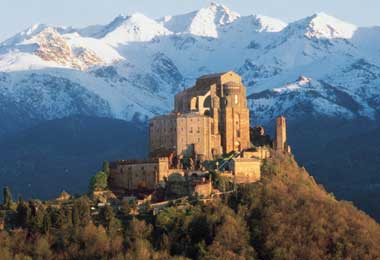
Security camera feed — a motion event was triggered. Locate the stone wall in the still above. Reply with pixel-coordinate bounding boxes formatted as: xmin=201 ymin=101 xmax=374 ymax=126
xmin=242 ymin=147 xmax=271 ymax=160
xmin=231 ymin=158 xmax=261 ymax=184
xmin=149 ymin=114 xmax=177 ymax=156
xmin=193 ymin=181 xmax=212 ymax=197
xmin=176 ymin=113 xmax=222 ymax=159
xmin=150 ymin=71 xmax=251 ymax=159
xmin=109 ymin=158 xmax=171 ymax=192
xmin=275 ymin=116 xmax=287 ymax=151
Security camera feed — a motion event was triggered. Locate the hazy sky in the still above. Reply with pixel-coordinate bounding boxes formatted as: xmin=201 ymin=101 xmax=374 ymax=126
xmin=1 ymin=0 xmax=379 ymax=41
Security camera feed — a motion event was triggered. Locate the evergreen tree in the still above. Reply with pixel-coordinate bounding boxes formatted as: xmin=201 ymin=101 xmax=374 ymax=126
xmin=72 ymin=203 xmax=80 ymax=227
xmin=89 ymin=171 xmax=108 ymax=192
xmin=28 ymin=201 xmax=45 ymax=232
xmin=42 ymin=211 xmax=51 ymax=234
xmin=102 ymin=161 xmax=110 ymax=175
xmin=51 ymin=207 xmax=66 ymax=229
xmin=3 ymin=186 xmax=12 ymax=210
xmin=72 ymin=197 xmax=91 ymax=227
xmin=100 ymin=205 xmax=120 ymax=235
xmin=16 ymin=200 xmax=31 ymax=228
xmin=100 ymin=205 xmax=115 ymax=228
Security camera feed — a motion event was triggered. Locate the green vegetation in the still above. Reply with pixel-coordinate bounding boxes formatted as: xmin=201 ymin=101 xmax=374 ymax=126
xmin=2 ymin=186 xmax=13 ymax=210
xmin=89 ymin=171 xmax=108 ymax=192
xmin=102 ymin=161 xmax=110 ymax=175
xmin=1 ymin=151 xmax=380 ymax=259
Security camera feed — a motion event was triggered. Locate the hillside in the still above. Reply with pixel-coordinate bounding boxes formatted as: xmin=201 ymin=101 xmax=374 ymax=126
xmin=1 ymin=151 xmax=380 ymax=259
xmin=234 ymin=150 xmax=380 ymax=259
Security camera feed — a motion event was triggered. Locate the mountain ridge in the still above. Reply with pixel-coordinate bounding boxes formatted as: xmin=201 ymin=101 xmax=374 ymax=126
xmin=1 ymin=3 xmax=379 ymax=130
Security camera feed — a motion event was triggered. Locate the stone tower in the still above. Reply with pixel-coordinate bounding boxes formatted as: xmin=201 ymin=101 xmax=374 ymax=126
xmin=219 ymin=80 xmax=250 ymax=153
xmin=188 ymin=71 xmax=251 ymax=154
xmin=275 ymin=116 xmax=287 ymax=152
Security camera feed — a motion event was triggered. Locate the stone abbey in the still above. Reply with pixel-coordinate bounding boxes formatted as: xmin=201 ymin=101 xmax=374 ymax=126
xmin=149 ymin=71 xmax=250 ymax=160
xmin=109 ymin=71 xmax=289 ymax=198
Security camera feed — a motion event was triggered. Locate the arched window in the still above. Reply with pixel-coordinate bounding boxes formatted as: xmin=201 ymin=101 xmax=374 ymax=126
xmin=204 ymin=95 xmax=212 ymax=108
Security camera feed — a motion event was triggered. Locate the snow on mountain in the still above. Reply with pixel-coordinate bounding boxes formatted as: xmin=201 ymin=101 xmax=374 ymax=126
xmin=1 ymin=23 xmax=50 ymax=47
xmin=159 ymin=2 xmax=240 ymax=37
xmin=0 ymin=3 xmax=379 ymax=130
xmin=236 ymin=15 xmax=287 ymax=33
xmin=99 ymin=13 xmax=171 ymax=46
xmin=0 ymin=26 xmax=122 ymax=71
xmin=248 ymin=76 xmax=373 ymax=124
xmin=301 ymin=12 xmax=357 ymax=39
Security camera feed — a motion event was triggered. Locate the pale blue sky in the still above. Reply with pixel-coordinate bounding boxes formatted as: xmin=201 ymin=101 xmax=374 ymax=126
xmin=1 ymin=0 xmax=379 ymax=41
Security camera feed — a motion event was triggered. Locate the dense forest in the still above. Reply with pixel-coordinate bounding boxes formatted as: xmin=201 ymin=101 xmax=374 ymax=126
xmin=1 ymin=151 xmax=380 ymax=259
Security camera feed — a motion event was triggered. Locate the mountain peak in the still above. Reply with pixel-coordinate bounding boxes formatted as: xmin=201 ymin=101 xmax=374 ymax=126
xmin=299 ymin=12 xmax=357 ymax=39
xmin=159 ymin=3 xmax=240 ymax=37
xmin=93 ymin=12 xmax=171 ymax=45
xmin=1 ymin=23 xmax=51 ymax=46
xmin=208 ymin=2 xmax=233 ymax=12
xmin=252 ymin=15 xmax=287 ymax=32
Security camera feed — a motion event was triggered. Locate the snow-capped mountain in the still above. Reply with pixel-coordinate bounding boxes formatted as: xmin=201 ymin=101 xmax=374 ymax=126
xmin=158 ymin=2 xmax=240 ymax=38
xmin=248 ymin=76 xmax=370 ymax=123
xmin=1 ymin=2 xmax=380 ymax=133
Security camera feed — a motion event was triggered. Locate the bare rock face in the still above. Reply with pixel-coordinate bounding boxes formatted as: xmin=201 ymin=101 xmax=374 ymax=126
xmin=34 ymin=28 xmax=102 ymax=69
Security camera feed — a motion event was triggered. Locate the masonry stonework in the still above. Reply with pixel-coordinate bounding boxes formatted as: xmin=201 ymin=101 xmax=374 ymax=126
xmin=108 ymin=158 xmax=184 ymax=193
xmin=275 ymin=115 xmax=287 ymax=152
xmin=150 ymin=71 xmax=250 ymax=160
xmin=108 ymin=71 xmax=286 ymax=198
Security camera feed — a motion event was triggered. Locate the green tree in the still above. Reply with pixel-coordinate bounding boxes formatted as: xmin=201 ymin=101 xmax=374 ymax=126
xmin=72 ymin=196 xmax=91 ymax=227
xmin=102 ymin=161 xmax=110 ymax=175
xmin=16 ymin=200 xmax=31 ymax=228
xmin=42 ymin=211 xmax=51 ymax=234
xmin=51 ymin=207 xmax=66 ymax=229
xmin=100 ymin=205 xmax=115 ymax=227
xmin=28 ymin=201 xmax=45 ymax=232
xmin=90 ymin=171 xmax=108 ymax=192
xmin=100 ymin=205 xmax=120 ymax=236
xmin=3 ymin=186 xmax=12 ymax=209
